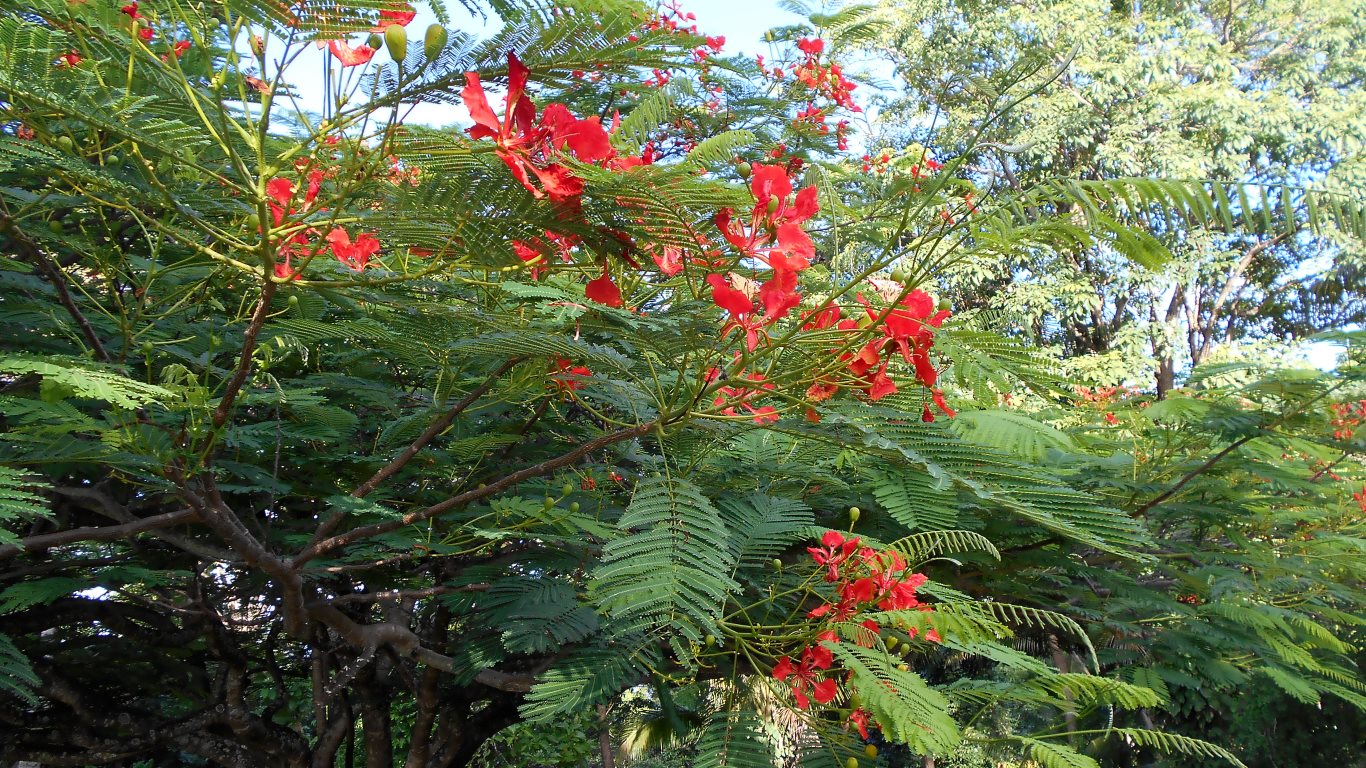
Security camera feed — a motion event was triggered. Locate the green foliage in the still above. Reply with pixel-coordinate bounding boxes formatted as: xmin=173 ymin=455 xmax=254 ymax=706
xmin=0 ymin=1 xmax=1359 ymax=767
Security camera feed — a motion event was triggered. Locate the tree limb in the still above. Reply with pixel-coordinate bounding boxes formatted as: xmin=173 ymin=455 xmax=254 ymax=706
xmin=292 ymin=419 xmax=659 ymax=567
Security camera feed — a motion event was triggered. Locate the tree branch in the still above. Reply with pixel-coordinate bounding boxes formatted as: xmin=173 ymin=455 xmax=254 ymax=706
xmin=305 ymin=357 xmax=526 ymax=547
xmin=210 ymin=280 xmax=278 ymax=432
xmin=0 ymin=507 xmax=198 ymax=560
xmin=0 ymin=213 xmax=111 ymax=362
xmin=292 ymin=419 xmax=659 ymax=567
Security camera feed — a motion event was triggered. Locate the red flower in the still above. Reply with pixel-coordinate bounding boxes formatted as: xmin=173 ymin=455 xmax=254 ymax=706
xmin=807 ymin=530 xmax=859 ymax=582
xmin=371 ymin=5 xmax=416 ymax=31
xmin=848 ymin=708 xmax=873 ymax=740
xmin=712 ymin=368 xmax=779 ymax=424
xmin=584 ymin=262 xmax=624 ymax=307
xmin=171 ymin=40 xmax=191 ymax=58
xmin=328 ymin=39 xmax=376 ymax=67
xmin=120 ymin=2 xmax=141 ymax=20
xmin=326 ymin=228 xmax=381 ymax=271
xmin=650 ymin=246 xmax=683 ymax=276
xmin=550 ymin=358 xmax=591 ymax=392
xmin=540 ymin=103 xmax=615 ymax=163
xmin=57 ymin=50 xmax=82 ymax=67
xmin=772 ymin=645 xmax=839 ymax=709
xmin=138 ymin=26 xmax=154 ymax=42
xmin=796 ymin=37 xmax=825 ymax=56
xmin=461 ymin=54 xmax=617 ymax=202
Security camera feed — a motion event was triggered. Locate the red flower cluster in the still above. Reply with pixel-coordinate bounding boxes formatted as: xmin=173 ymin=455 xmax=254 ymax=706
xmin=801 ymin=282 xmax=954 ymax=418
xmin=791 ymin=38 xmax=859 ymax=112
xmin=709 ymin=366 xmax=778 ymax=425
xmin=861 ymin=151 xmax=891 ymax=174
xmin=640 ymin=0 xmax=699 ymax=35
xmin=462 ymin=53 xmax=616 ymax=204
xmin=710 ymin=164 xmax=819 ymax=351
xmin=1329 ymin=400 xmax=1366 ymax=440
xmin=1075 ymin=385 xmax=1135 ymax=407
xmin=265 ymin=171 xmax=383 ymax=276
xmin=772 ymin=531 xmax=938 ymax=725
xmin=806 ymin=532 xmax=931 ymax=621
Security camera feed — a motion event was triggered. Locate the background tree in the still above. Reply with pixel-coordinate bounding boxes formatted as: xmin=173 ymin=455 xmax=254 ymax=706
xmin=873 ymin=0 xmax=1366 ymax=394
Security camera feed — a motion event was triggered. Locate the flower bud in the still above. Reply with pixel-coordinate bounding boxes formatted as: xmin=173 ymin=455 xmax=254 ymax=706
xmin=561 ymin=482 xmax=574 ymax=497
xmin=569 ymin=501 xmax=580 ymax=513
xmin=938 ymin=298 xmax=951 ymax=311
xmin=385 ymin=24 xmax=407 ymax=62
xmin=736 ymin=161 xmax=752 ymax=179
xmin=367 ymin=33 xmax=383 ymax=49
xmin=864 ymin=745 xmax=878 ymax=759
xmin=848 ymin=506 xmax=860 ymax=523
xmin=424 ymin=24 xmax=448 ymax=61
xmin=845 ymin=758 xmax=859 ymax=768
xmin=772 ymin=558 xmax=783 ymax=570
xmin=766 ymin=196 xmax=780 ymax=214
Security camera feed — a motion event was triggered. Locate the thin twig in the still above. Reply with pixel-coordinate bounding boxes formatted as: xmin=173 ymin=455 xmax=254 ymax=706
xmin=0 ymin=213 xmax=111 ymax=362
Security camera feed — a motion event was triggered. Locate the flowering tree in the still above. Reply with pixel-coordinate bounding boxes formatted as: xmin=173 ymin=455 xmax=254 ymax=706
xmin=0 ymin=2 xmax=1362 ymax=767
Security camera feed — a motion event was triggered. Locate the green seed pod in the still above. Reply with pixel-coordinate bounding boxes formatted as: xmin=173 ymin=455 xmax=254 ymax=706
xmin=424 ymin=24 xmax=448 ymax=61
xmin=864 ymin=745 xmax=878 ymax=759
xmin=385 ymin=24 xmax=407 ymax=63
xmin=848 ymin=506 xmax=861 ymax=523
xmin=367 ymin=33 xmax=383 ymax=49
xmin=736 ymin=161 xmax=752 ymax=179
